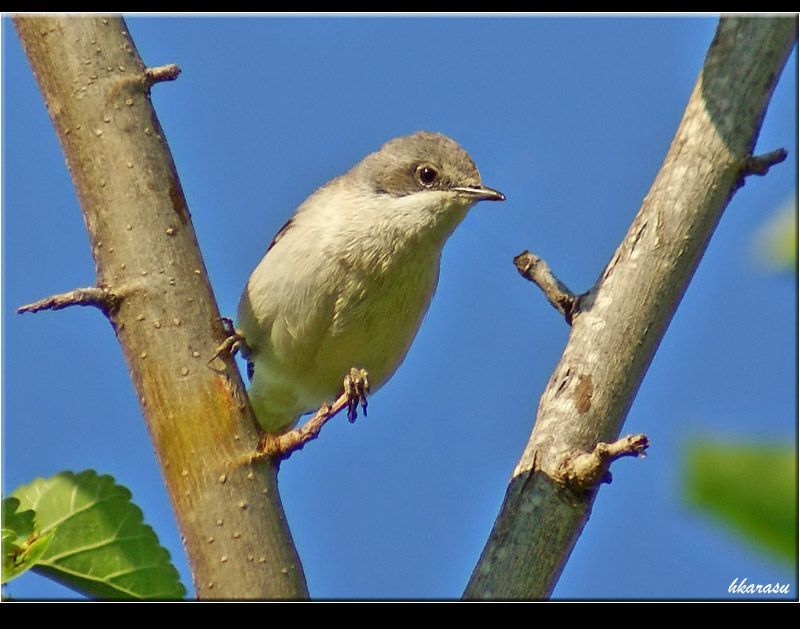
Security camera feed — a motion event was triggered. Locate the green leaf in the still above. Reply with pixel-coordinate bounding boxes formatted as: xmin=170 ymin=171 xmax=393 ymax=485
xmin=684 ymin=442 xmax=797 ymax=564
xmin=2 ymin=497 xmax=56 ymax=584
xmin=3 ymin=497 xmax=35 ymax=544
xmin=11 ymin=471 xmax=186 ymax=600
xmin=754 ymin=198 xmax=797 ymax=272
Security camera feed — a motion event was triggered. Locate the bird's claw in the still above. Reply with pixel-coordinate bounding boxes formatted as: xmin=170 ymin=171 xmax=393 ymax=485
xmin=343 ymin=367 xmax=370 ymax=423
xmin=209 ymin=317 xmax=251 ymax=372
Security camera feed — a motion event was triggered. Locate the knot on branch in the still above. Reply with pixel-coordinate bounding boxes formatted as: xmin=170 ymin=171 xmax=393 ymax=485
xmin=742 ymin=148 xmax=787 ymax=177
xmin=144 ymin=64 xmax=181 ymax=88
xmin=514 ymin=251 xmax=579 ymax=325
xmin=557 ymin=434 xmax=650 ymax=492
xmin=736 ymin=148 xmax=788 ymax=190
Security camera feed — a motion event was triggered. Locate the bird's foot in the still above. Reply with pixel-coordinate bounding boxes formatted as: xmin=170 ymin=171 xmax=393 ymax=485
xmin=209 ymin=317 xmax=252 ymax=375
xmin=344 ymin=367 xmax=370 ymax=422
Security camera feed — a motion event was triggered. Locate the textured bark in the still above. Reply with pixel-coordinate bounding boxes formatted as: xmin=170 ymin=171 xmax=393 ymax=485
xmin=464 ymin=16 xmax=797 ymax=599
xmin=14 ymin=16 xmax=308 ymax=599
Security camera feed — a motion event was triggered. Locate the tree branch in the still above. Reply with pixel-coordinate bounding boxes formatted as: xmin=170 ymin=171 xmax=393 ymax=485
xmin=742 ymin=148 xmax=787 ymax=176
xmin=513 ymin=251 xmax=579 ymax=324
xmin=17 ymin=286 xmax=120 ymax=316
xmin=144 ymin=63 xmax=181 ymax=86
xmin=257 ymin=391 xmax=352 ymax=460
xmin=464 ymin=16 xmax=797 ymax=600
xmin=14 ymin=16 xmax=308 ymax=599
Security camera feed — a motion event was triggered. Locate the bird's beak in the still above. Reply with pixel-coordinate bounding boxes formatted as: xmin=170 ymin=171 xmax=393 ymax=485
xmin=453 ymin=185 xmax=506 ymax=202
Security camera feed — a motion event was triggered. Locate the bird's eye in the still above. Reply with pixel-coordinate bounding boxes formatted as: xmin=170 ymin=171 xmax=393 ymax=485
xmin=415 ymin=164 xmax=439 ymax=187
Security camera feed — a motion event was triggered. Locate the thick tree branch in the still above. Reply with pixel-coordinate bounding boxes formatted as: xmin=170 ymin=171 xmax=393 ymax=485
xmin=14 ymin=16 xmax=308 ymax=599
xmin=464 ymin=17 xmax=797 ymax=600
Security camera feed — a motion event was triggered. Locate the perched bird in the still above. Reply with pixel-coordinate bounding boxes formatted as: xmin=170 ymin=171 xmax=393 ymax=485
xmin=237 ymin=131 xmax=504 ymax=434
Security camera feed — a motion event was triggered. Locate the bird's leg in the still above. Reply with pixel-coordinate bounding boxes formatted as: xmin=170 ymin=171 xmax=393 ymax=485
xmin=344 ymin=367 xmax=370 ymax=422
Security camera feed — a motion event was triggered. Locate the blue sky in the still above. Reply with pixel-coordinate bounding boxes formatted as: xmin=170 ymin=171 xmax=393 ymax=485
xmin=2 ymin=16 xmax=797 ymax=600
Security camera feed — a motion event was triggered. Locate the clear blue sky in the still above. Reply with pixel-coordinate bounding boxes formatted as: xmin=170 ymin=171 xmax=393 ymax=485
xmin=2 ymin=16 xmax=797 ymax=600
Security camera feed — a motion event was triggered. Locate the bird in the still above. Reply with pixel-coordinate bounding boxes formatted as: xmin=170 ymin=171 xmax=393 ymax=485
xmin=237 ymin=131 xmax=504 ymax=434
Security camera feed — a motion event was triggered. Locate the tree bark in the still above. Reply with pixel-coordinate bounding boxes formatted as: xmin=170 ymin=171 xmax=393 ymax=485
xmin=464 ymin=16 xmax=797 ymax=599
xmin=14 ymin=15 xmax=308 ymax=600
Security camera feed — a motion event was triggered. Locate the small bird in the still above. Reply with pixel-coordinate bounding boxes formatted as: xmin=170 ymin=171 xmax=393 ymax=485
xmin=237 ymin=131 xmax=504 ymax=434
